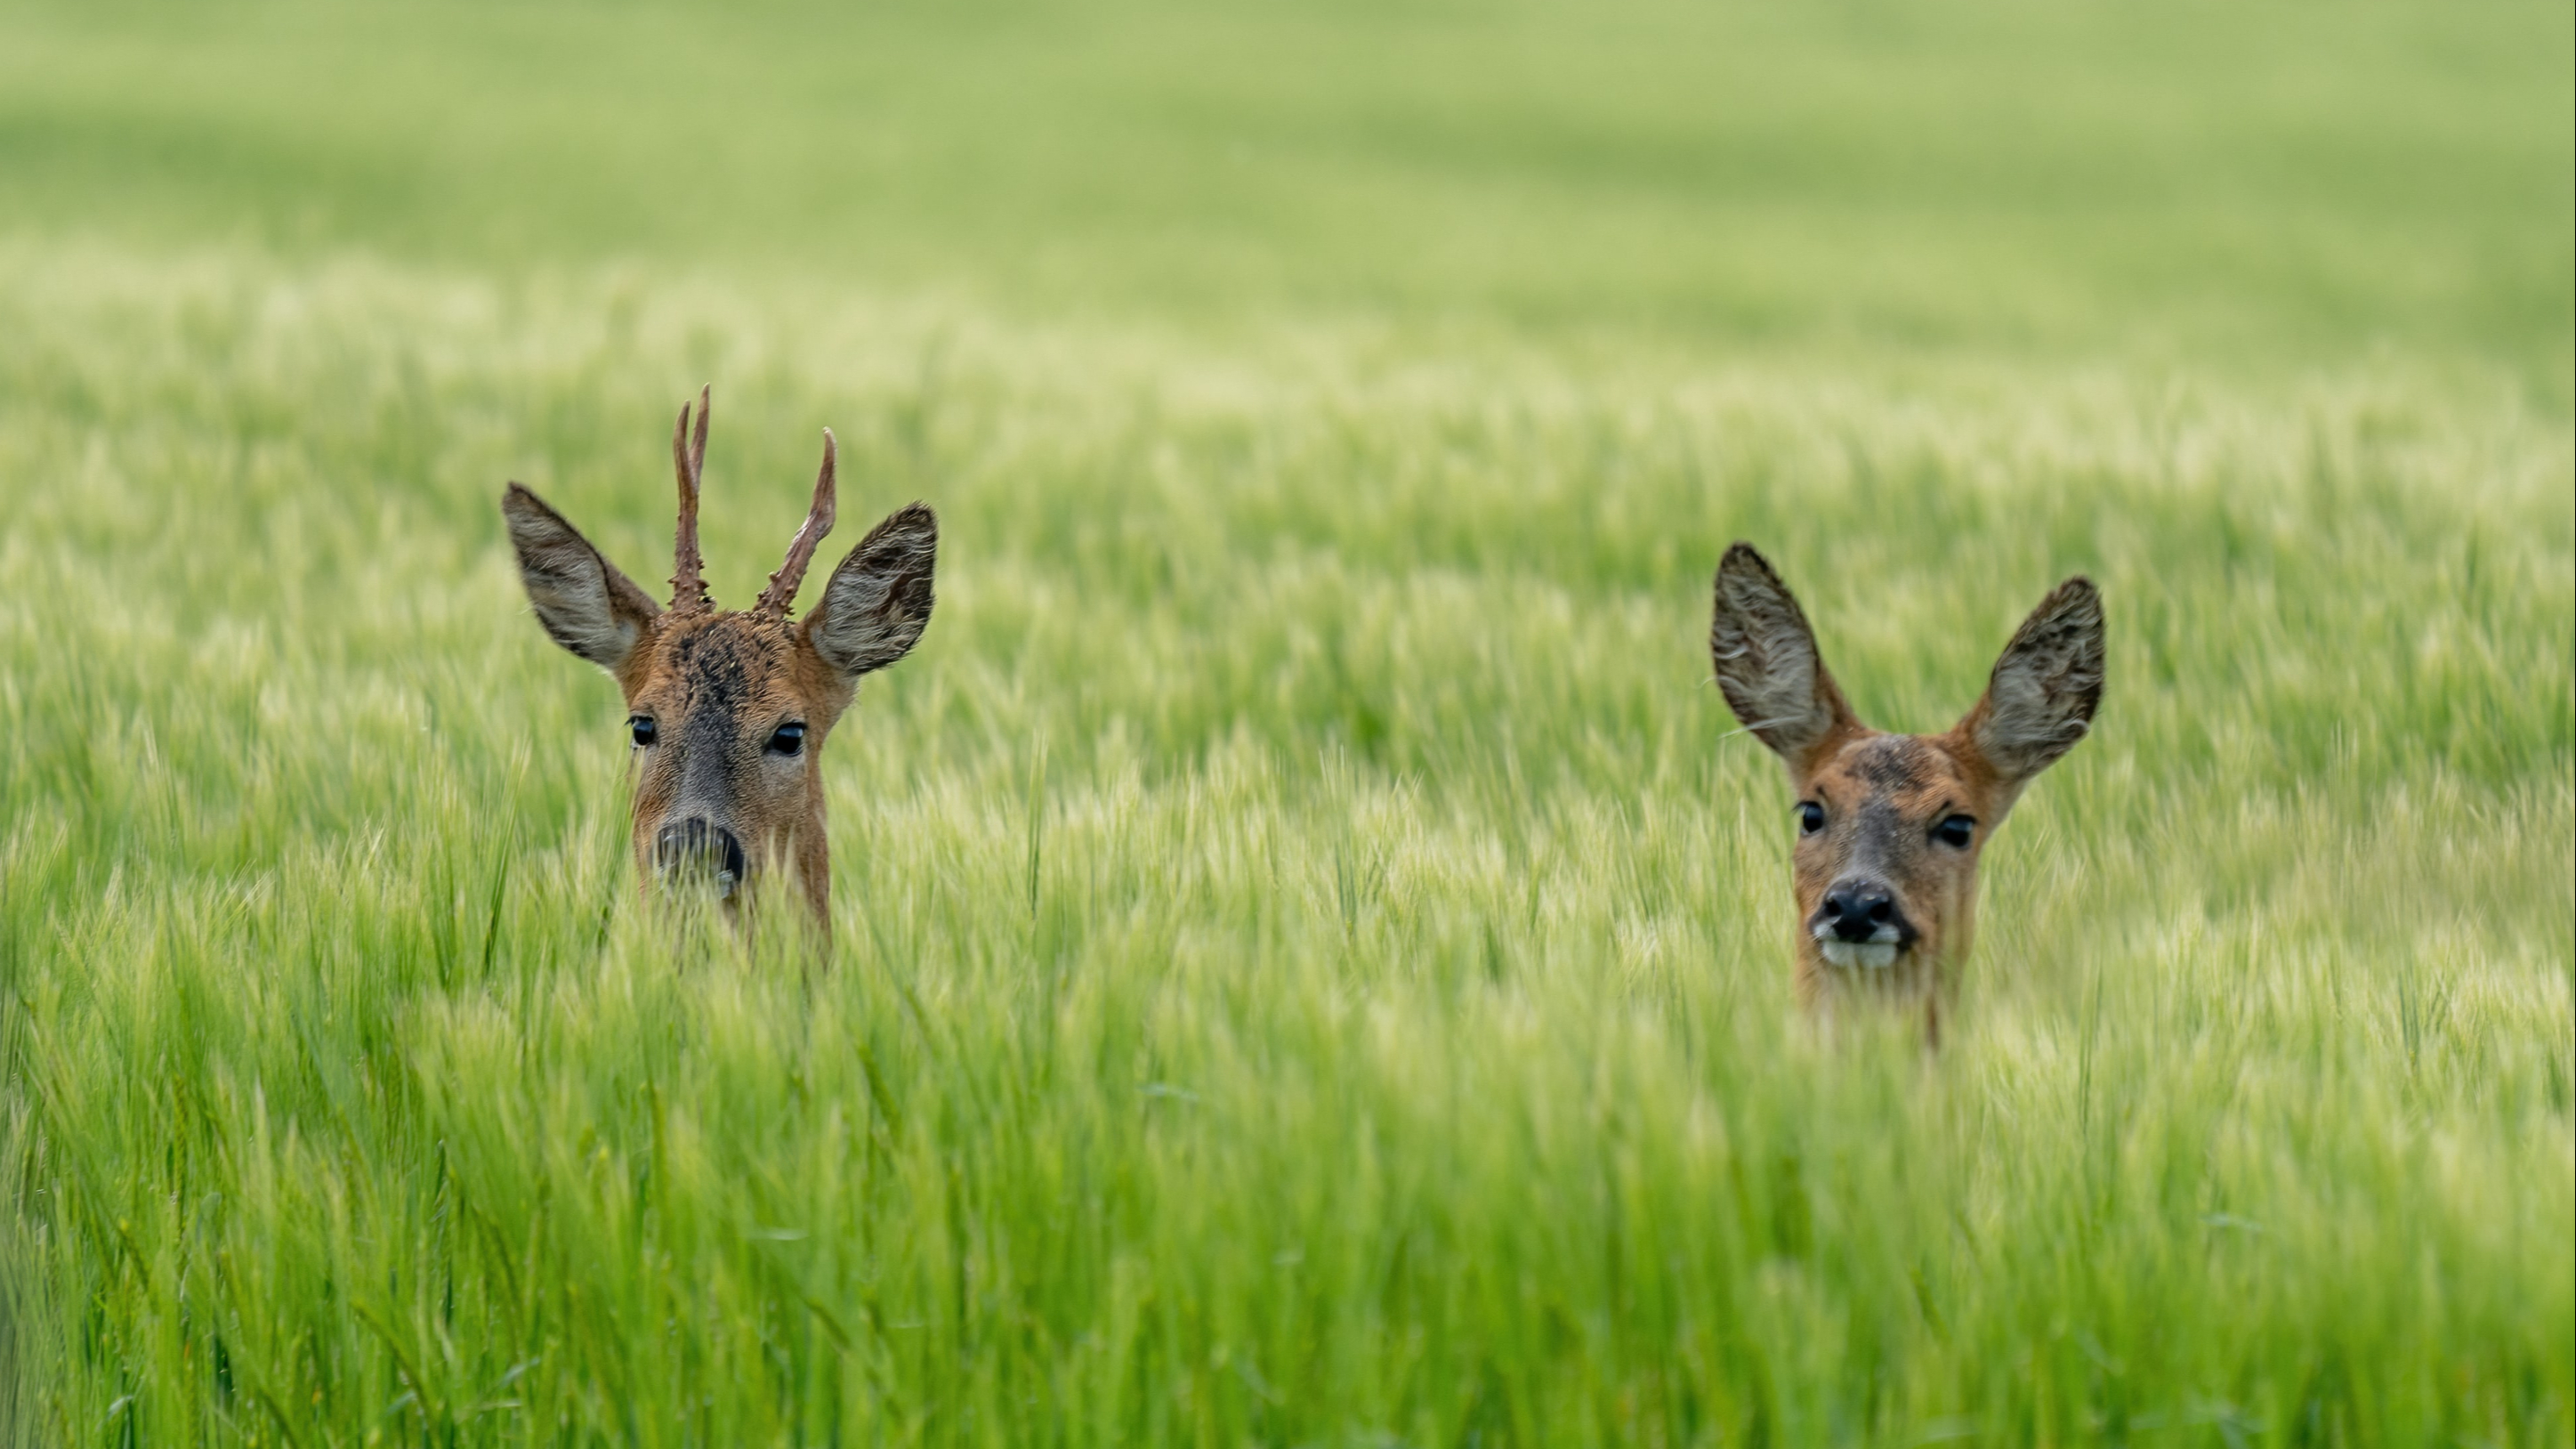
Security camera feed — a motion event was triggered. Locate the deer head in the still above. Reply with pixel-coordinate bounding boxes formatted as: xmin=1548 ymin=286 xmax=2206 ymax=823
xmin=502 ymin=388 xmax=936 ymax=924
xmin=1711 ymin=543 xmax=2102 ymax=1026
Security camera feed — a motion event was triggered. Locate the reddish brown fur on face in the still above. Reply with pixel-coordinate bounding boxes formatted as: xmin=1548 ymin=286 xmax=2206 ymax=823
xmin=501 ymin=393 xmax=937 ymax=931
xmin=1710 ymin=540 xmax=2104 ymax=1033
xmin=617 ymin=609 xmax=856 ymax=923
xmin=1786 ymin=728 xmax=2007 ymax=1008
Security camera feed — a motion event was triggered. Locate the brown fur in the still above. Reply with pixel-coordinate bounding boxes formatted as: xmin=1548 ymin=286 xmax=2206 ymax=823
xmin=501 ymin=393 xmax=935 ymax=927
xmin=1712 ymin=543 xmax=2104 ymax=1039
xmin=610 ymin=609 xmax=856 ymax=922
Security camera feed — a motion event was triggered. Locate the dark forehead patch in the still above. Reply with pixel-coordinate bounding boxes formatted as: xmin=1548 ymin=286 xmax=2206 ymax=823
xmin=1848 ymin=735 xmax=1941 ymax=791
xmin=658 ymin=614 xmax=793 ymax=712
xmin=688 ymin=643 xmax=750 ymax=715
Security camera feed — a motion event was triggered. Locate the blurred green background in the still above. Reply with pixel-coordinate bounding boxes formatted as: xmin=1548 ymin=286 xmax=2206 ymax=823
xmin=4 ymin=0 xmax=2568 ymax=365
xmin=2 ymin=1 xmax=2571 ymax=1443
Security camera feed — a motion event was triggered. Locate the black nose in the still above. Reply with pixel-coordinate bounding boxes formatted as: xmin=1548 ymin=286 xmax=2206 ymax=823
xmin=1818 ymin=879 xmax=1903 ymax=942
xmin=655 ymin=819 xmax=747 ymax=893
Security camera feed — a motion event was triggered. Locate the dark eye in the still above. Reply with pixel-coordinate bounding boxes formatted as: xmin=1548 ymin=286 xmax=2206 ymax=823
xmin=1934 ymin=814 xmax=1975 ymax=849
xmin=629 ymin=716 xmax=656 ymax=749
xmin=1797 ymin=802 xmax=1825 ymax=835
xmin=768 ymin=721 xmax=806 ymax=756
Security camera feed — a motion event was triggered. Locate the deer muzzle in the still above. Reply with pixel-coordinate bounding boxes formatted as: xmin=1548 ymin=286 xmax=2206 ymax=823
xmin=1811 ymin=877 xmax=1918 ymax=970
xmin=654 ymin=818 xmax=748 ymax=899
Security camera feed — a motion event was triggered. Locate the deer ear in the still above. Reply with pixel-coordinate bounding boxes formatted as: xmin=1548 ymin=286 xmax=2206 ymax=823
xmin=502 ymin=483 xmax=660 ymax=671
xmin=806 ymin=503 xmax=937 ymax=680
xmin=1711 ymin=542 xmax=1858 ymax=774
xmin=1960 ymin=576 xmax=2104 ymax=785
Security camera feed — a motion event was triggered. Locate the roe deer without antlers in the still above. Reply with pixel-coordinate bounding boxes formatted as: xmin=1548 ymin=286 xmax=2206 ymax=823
xmin=502 ymin=388 xmax=936 ymax=925
xmin=1711 ymin=543 xmax=2103 ymax=1040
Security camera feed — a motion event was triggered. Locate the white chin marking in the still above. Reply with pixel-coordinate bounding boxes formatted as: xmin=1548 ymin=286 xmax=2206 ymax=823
xmin=1818 ymin=941 xmax=1901 ymax=971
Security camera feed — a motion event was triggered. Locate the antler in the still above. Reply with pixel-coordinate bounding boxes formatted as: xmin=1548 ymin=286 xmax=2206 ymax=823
xmin=669 ymin=385 xmax=713 ymax=612
xmin=756 ymin=428 xmax=837 ymax=617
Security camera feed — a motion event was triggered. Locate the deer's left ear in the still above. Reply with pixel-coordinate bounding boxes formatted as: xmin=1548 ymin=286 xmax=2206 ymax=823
xmin=502 ymin=483 xmax=662 ymax=672
xmin=1959 ymin=576 xmax=2104 ymax=785
xmin=806 ymin=503 xmax=937 ymax=679
xmin=1712 ymin=541 xmax=1861 ymax=776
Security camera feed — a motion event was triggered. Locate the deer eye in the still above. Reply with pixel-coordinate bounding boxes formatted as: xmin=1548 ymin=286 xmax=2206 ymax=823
xmin=1797 ymin=802 xmax=1825 ymax=835
xmin=629 ymin=716 xmax=657 ymax=749
xmin=1934 ymin=814 xmax=1975 ymax=849
xmin=767 ymin=722 xmax=806 ymax=757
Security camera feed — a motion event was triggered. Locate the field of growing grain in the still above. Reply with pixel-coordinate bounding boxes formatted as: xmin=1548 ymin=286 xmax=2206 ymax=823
xmin=3 ymin=0 xmax=2571 ymax=1444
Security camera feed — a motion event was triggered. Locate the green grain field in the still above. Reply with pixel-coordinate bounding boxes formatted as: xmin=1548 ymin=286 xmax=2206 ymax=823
xmin=2 ymin=1 xmax=2571 ymax=1444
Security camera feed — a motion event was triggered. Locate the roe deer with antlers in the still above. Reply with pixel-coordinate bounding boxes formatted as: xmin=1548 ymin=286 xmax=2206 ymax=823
xmin=502 ymin=388 xmax=936 ymax=924
xmin=1711 ymin=543 xmax=2103 ymax=1040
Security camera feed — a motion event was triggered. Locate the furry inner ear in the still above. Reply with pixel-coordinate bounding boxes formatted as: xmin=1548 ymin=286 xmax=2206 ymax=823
xmin=806 ymin=503 xmax=938 ymax=679
xmin=502 ymin=483 xmax=660 ymax=671
xmin=1711 ymin=541 xmax=1857 ymax=773
xmin=1961 ymin=576 xmax=2105 ymax=784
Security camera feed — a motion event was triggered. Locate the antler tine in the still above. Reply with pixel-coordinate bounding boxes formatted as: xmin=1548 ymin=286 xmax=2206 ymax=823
xmin=758 ymin=427 xmax=838 ymax=616
xmin=670 ymin=385 xmax=712 ymax=612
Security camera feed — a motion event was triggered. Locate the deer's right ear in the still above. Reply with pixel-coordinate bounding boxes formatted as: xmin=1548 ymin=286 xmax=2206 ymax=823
xmin=1711 ymin=541 xmax=1858 ymax=775
xmin=1960 ymin=576 xmax=2104 ymax=786
xmin=502 ymin=483 xmax=661 ymax=672
xmin=806 ymin=503 xmax=937 ymax=680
